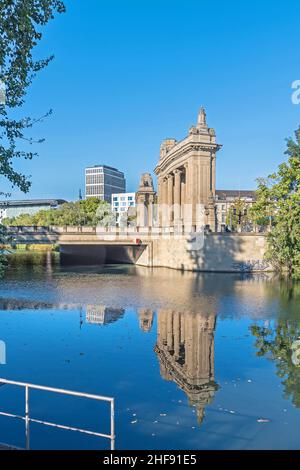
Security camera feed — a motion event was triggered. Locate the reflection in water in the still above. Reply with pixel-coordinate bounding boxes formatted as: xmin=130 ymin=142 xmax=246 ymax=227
xmin=0 ymin=298 xmax=59 ymax=311
xmin=0 ymin=292 xmax=219 ymax=424
xmin=251 ymin=318 xmax=300 ymax=408
xmin=86 ymin=305 xmax=124 ymax=325
xmin=155 ymin=310 xmax=218 ymax=423
xmin=138 ymin=309 xmax=154 ymax=332
xmin=0 ymin=298 xmax=125 ymax=326
xmin=250 ymin=281 xmax=300 ymax=409
xmin=3 ymin=251 xmax=286 ymax=317
xmin=2 ymin=253 xmax=300 ymax=449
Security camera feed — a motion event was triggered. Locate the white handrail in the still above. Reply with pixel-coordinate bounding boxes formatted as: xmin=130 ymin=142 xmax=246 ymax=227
xmin=0 ymin=378 xmax=115 ymax=450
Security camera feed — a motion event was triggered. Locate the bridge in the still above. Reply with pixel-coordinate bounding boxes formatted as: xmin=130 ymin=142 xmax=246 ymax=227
xmin=4 ymin=226 xmax=152 ymax=265
xmin=3 ymin=226 xmax=270 ymax=273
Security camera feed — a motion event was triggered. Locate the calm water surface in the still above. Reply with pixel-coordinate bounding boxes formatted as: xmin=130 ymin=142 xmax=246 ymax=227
xmin=0 ymin=252 xmax=300 ymax=450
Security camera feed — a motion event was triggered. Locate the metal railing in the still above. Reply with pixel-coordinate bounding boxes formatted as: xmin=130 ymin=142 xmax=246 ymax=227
xmin=0 ymin=378 xmax=115 ymax=450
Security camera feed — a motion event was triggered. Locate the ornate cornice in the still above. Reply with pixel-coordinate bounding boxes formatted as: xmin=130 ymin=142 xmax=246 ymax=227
xmin=155 ymin=140 xmax=222 ymax=175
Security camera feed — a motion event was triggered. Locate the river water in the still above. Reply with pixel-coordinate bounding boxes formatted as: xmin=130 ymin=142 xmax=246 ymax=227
xmin=0 ymin=252 xmax=299 ymax=450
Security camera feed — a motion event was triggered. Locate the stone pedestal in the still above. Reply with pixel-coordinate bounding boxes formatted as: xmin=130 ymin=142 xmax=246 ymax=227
xmin=136 ymin=173 xmax=156 ymax=228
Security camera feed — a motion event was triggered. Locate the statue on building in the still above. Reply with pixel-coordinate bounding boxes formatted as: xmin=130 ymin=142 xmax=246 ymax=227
xmin=135 ymin=173 xmax=157 ymax=228
xmin=197 ymin=106 xmax=207 ymax=127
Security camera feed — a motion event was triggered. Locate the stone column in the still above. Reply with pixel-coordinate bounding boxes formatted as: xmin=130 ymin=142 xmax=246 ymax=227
xmin=167 ymin=173 xmax=174 ymax=226
xmin=181 ymin=163 xmax=188 ymax=225
xmin=184 ymin=162 xmax=193 ymax=228
xmin=148 ymin=194 xmax=154 ymax=227
xmin=161 ymin=177 xmax=168 ymax=227
xmin=160 ymin=178 xmax=167 ymax=204
xmin=174 ymin=169 xmax=182 ymax=225
xmin=158 ymin=177 xmax=163 ymax=227
xmin=173 ymin=311 xmax=180 ymax=359
xmin=185 ymin=314 xmax=196 ymax=377
xmin=180 ymin=313 xmax=185 ymax=345
xmin=167 ymin=310 xmax=174 ymax=351
xmin=136 ymin=195 xmax=146 ymax=227
xmin=180 ymin=170 xmax=186 ymax=221
xmin=157 ymin=177 xmax=163 ymax=205
xmin=157 ymin=310 xmax=167 ymax=347
xmin=211 ymin=155 xmax=216 ymax=195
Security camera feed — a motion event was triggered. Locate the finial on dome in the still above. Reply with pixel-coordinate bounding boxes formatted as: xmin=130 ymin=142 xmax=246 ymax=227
xmin=198 ymin=106 xmax=207 ymax=127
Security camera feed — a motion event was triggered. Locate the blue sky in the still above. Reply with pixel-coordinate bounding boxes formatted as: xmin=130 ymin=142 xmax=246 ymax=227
xmin=3 ymin=0 xmax=300 ymax=200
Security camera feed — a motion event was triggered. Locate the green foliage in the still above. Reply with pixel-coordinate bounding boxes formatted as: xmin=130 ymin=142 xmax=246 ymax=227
xmin=0 ymin=1 xmax=65 ymax=277
xmin=225 ymin=198 xmax=251 ymax=231
xmin=251 ymin=317 xmax=300 ymax=408
xmin=2 ymin=212 xmax=35 ymax=226
xmin=0 ymin=223 xmax=9 ymax=276
xmin=0 ymin=0 xmax=65 ymax=192
xmin=2 ymin=198 xmax=115 ymax=227
xmin=249 ymin=178 xmax=274 ymax=227
xmin=251 ymin=128 xmax=300 ymax=279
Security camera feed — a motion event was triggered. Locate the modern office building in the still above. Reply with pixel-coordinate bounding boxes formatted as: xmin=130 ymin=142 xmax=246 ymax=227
xmin=111 ymin=192 xmax=135 ymax=222
xmin=85 ymin=165 xmax=126 ymax=202
xmin=0 ymin=199 xmax=67 ymax=222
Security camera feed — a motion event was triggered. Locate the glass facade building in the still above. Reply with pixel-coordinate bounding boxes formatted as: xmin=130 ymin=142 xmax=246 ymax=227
xmin=85 ymin=165 xmax=126 ymax=202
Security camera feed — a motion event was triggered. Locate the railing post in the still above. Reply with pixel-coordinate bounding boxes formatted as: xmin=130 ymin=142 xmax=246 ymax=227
xmin=110 ymin=399 xmax=115 ymax=451
xmin=25 ymin=386 xmax=30 ymax=450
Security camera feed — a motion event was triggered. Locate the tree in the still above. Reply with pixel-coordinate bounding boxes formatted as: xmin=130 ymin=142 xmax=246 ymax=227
xmin=0 ymin=0 xmax=65 ymax=192
xmin=251 ymin=317 xmax=300 ymax=408
xmin=249 ymin=178 xmax=274 ymax=228
xmin=250 ymin=277 xmax=300 ymax=407
xmin=251 ymin=128 xmax=300 ymax=279
xmin=0 ymin=0 xmax=65 ymax=274
xmin=2 ymin=198 xmax=115 ymax=227
xmin=0 ymin=224 xmax=9 ymax=276
xmin=226 ymin=198 xmax=251 ymax=231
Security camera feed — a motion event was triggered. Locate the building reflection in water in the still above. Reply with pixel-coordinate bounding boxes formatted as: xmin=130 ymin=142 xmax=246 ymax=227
xmin=138 ymin=309 xmax=154 ymax=332
xmin=154 ymin=309 xmax=218 ymax=423
xmin=85 ymin=305 xmax=125 ymax=325
xmin=0 ymin=299 xmax=125 ymax=327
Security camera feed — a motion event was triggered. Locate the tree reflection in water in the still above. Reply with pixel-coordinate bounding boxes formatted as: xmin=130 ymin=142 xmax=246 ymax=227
xmin=251 ymin=281 xmax=300 ymax=408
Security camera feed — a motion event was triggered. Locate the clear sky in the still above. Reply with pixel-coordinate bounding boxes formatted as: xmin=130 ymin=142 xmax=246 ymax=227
xmin=3 ymin=0 xmax=300 ymax=200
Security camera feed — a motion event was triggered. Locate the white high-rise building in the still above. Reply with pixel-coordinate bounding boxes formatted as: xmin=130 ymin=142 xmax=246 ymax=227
xmin=111 ymin=192 xmax=135 ymax=222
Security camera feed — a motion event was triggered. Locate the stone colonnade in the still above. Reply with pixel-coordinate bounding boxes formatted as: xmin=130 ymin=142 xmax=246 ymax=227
xmin=154 ymin=108 xmax=221 ymax=231
xmin=158 ymin=165 xmax=188 ymax=227
xmin=155 ymin=309 xmax=217 ymax=422
xmin=156 ymin=310 xmax=216 ymax=383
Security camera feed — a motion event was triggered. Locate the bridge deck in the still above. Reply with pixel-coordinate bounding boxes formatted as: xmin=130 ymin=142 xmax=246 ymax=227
xmin=5 ymin=227 xmax=150 ymax=245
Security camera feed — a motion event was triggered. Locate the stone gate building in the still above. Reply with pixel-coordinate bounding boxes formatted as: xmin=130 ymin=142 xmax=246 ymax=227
xmin=135 ymin=106 xmax=256 ymax=234
xmin=154 ymin=107 xmax=222 ymax=231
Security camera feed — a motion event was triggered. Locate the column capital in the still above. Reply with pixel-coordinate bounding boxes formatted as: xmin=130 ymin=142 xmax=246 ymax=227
xmin=174 ymin=168 xmax=182 ymax=175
